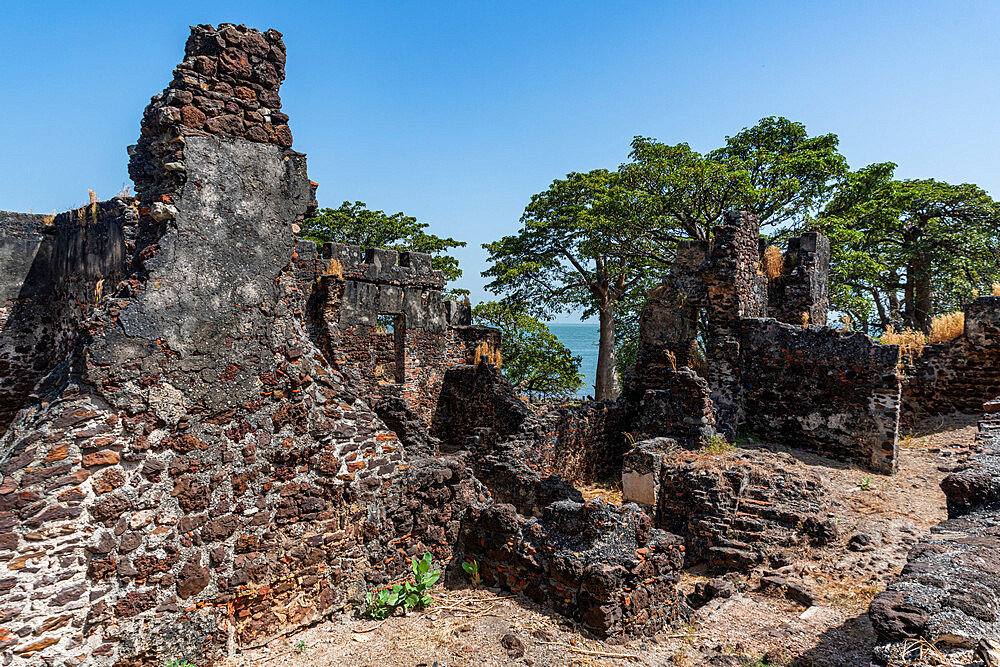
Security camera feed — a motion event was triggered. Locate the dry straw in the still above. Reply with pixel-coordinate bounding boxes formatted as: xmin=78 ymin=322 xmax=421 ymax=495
xmin=474 ymin=341 xmax=502 ymax=368
xmin=928 ymin=311 xmax=964 ymax=343
xmin=881 ymin=310 xmax=965 ymax=356
xmin=761 ymin=246 xmax=785 ymax=280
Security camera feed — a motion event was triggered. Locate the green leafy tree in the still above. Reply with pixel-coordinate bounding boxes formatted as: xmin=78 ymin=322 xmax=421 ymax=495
xmin=622 ymin=116 xmax=848 ymax=243
xmin=819 ymin=163 xmax=1000 ymax=334
xmin=483 ymin=170 xmax=665 ymax=400
xmin=301 ymin=201 xmax=468 ymax=294
xmin=473 ymin=301 xmax=583 ymax=399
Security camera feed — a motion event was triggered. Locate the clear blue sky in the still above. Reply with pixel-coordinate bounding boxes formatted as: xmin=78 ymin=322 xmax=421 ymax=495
xmin=2 ymin=1 xmax=998 ymax=319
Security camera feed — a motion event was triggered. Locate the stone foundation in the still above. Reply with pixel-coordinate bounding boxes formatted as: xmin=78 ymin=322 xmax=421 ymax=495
xmin=622 ymin=438 xmax=837 ymax=571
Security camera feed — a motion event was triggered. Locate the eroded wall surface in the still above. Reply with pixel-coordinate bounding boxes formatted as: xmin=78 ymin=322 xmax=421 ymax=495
xmin=740 ymin=319 xmax=901 ymax=473
xmin=0 ymin=205 xmax=128 ymax=432
xmin=902 ymin=296 xmax=1000 ymax=420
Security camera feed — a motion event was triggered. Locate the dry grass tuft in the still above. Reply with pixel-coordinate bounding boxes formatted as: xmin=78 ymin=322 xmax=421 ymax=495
xmin=928 ymin=311 xmax=964 ymax=343
xmin=882 ymin=312 xmax=964 ymax=355
xmin=993 ymin=281 xmax=1000 ymax=297
xmin=326 ymin=257 xmax=344 ymax=279
xmin=801 ymin=311 xmax=810 ymax=328
xmin=576 ymin=481 xmax=623 ymax=505
xmin=761 ymin=246 xmax=785 ymax=280
xmin=474 ymin=341 xmax=502 ymax=368
xmin=881 ymin=325 xmax=926 ymax=357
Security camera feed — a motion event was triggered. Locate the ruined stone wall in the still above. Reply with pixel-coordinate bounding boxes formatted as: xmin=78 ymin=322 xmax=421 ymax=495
xmin=434 ymin=364 xmax=624 ymax=483
xmin=314 ymin=243 xmax=496 ymax=432
xmin=628 ymin=213 xmax=900 ymax=471
xmin=0 ymin=24 xmax=689 ymax=664
xmin=432 ymin=363 xmax=533 ymax=445
xmin=628 ymin=368 xmax=715 ymax=444
xmin=0 ymin=204 xmax=129 ymax=432
xmin=870 ymin=400 xmax=1000 ymax=653
xmin=0 ymin=26 xmax=425 ymax=665
xmin=703 ymin=211 xmax=765 ymax=437
xmin=457 ymin=499 xmax=687 ymax=637
xmin=902 ymin=296 xmax=1000 ymax=420
xmin=766 ymin=231 xmax=830 ymax=327
xmin=740 ymin=319 xmax=901 ymax=473
xmin=128 ymin=23 xmax=292 ymax=214
xmin=622 ymin=438 xmax=837 ymax=572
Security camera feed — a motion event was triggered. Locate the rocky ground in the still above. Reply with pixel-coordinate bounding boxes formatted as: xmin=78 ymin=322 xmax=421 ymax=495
xmin=231 ymin=415 xmax=979 ymax=667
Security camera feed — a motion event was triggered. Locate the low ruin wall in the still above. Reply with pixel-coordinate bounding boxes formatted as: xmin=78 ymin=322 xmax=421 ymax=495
xmin=623 ymin=438 xmax=837 ymax=571
xmin=740 ymin=319 xmax=902 ymax=473
xmin=458 ymin=499 xmax=687 ymax=637
xmin=902 ymin=296 xmax=1000 ymax=421
xmin=435 ymin=364 xmax=623 ymax=483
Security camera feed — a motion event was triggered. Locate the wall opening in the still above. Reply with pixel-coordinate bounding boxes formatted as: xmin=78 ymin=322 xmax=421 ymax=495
xmin=375 ymin=313 xmax=405 ymax=384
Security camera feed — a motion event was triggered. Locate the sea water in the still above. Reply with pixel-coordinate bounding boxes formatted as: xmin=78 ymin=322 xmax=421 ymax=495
xmin=548 ymin=322 xmax=599 ymax=398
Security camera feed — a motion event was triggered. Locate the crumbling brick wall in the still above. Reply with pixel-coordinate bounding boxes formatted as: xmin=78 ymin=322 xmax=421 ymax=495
xmin=0 ymin=25 xmax=423 ymax=664
xmin=313 ymin=242 xmax=497 ymax=434
xmin=902 ymin=296 xmax=1000 ymax=420
xmin=0 ymin=203 xmax=129 ymax=432
xmin=740 ymin=319 xmax=901 ymax=473
xmin=702 ymin=211 xmax=766 ymax=434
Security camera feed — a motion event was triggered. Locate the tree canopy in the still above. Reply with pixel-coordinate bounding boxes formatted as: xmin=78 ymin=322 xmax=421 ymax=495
xmin=301 ymin=201 xmax=467 ymax=291
xmin=621 ymin=116 xmax=848 ymax=243
xmin=819 ymin=163 xmax=1000 ymax=334
xmin=472 ymin=301 xmax=582 ymax=399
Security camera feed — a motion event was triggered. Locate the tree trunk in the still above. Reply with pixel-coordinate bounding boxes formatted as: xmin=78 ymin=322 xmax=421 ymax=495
xmin=595 ymin=303 xmax=621 ymax=401
xmin=904 ymin=258 xmax=932 ymax=333
xmin=914 ymin=265 xmax=932 ymax=333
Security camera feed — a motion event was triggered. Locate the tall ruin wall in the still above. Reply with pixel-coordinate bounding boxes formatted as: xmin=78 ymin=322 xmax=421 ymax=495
xmin=0 ymin=24 xmax=687 ymax=664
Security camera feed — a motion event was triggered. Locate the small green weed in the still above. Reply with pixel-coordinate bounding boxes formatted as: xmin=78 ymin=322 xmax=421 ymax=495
xmin=462 ymin=559 xmax=482 ymax=586
xmin=295 ymin=640 xmax=307 ymax=654
xmin=364 ymin=552 xmax=441 ymax=619
xmin=164 ymin=660 xmax=196 ymax=667
xmin=859 ymin=476 xmax=872 ymax=491
xmin=701 ymin=434 xmax=734 ymax=455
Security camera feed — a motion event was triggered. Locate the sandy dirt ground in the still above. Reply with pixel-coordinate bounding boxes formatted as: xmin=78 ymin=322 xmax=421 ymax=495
xmin=232 ymin=415 xmax=979 ymax=667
